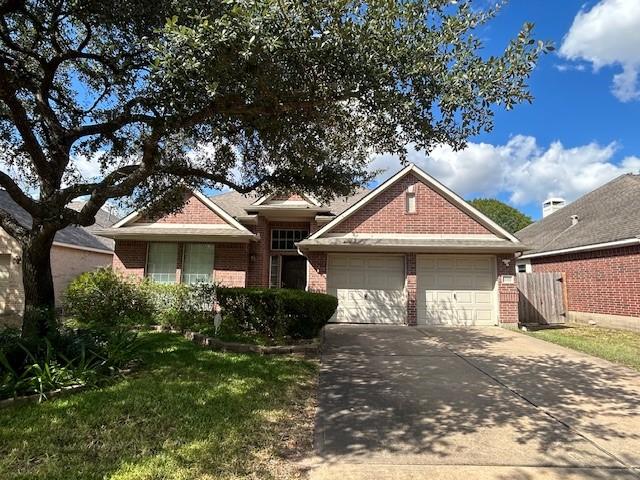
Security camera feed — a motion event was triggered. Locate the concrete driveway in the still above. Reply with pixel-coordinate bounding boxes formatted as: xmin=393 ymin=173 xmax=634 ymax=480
xmin=310 ymin=325 xmax=640 ymax=480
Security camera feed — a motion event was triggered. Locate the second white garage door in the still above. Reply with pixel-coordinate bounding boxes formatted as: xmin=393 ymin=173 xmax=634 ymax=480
xmin=417 ymin=255 xmax=496 ymax=326
xmin=327 ymin=255 xmax=406 ymax=324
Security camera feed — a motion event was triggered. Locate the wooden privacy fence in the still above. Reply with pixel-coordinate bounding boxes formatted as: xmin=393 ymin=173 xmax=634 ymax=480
xmin=516 ymin=272 xmax=567 ymax=325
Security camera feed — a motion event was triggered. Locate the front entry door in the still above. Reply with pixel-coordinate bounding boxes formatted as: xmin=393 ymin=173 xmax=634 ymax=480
xmin=281 ymin=256 xmax=307 ymax=289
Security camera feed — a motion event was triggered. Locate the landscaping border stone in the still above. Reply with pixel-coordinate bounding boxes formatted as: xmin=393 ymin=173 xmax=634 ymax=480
xmin=152 ymin=325 xmax=321 ymax=355
xmin=0 ymin=383 xmax=87 ymax=409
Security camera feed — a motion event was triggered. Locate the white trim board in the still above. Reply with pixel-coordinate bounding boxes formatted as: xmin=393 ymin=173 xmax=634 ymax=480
xmin=308 ymin=164 xmax=520 ymax=243
xmin=519 ymin=238 xmax=640 ymax=259
xmin=111 ymin=189 xmax=252 ymax=234
xmin=252 ymin=192 xmax=321 ymax=207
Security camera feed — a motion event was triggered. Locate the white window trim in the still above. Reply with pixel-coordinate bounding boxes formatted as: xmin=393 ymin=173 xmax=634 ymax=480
xmin=405 ymin=191 xmax=416 ymax=213
xmin=181 ymin=243 xmax=215 ymax=284
xmin=269 ymin=255 xmax=282 ymax=288
xmin=271 ymin=228 xmax=309 ymax=251
xmin=146 ymin=242 xmax=179 ymax=284
xmin=516 ymin=259 xmax=532 ymax=273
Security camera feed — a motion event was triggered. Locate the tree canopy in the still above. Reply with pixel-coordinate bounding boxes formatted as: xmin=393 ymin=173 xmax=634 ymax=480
xmin=469 ymin=198 xmax=533 ymax=234
xmin=0 ymin=0 xmax=550 ymax=337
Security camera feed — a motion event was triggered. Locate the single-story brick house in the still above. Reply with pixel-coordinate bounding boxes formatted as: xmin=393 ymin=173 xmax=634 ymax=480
xmin=516 ymin=173 xmax=640 ymax=331
xmin=0 ymin=191 xmax=115 ymax=315
xmin=100 ymin=164 xmax=525 ymax=326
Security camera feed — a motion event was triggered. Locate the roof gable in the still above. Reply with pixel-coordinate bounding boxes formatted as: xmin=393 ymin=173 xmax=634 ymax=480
xmin=113 ymin=190 xmax=251 ymax=233
xmin=252 ymin=192 xmax=321 ymax=207
xmin=309 ymin=164 xmax=520 ymax=242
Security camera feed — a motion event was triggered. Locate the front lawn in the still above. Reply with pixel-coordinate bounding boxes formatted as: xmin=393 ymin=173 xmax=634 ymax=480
xmin=524 ymin=324 xmax=640 ymax=372
xmin=0 ymin=332 xmax=317 ymax=480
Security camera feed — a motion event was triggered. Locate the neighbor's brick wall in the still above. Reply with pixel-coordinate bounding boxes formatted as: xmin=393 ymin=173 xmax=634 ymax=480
xmin=332 ymin=173 xmax=492 ymax=235
xmin=531 ymin=245 xmax=640 ymax=318
xmin=0 ymin=228 xmax=25 ymax=313
xmin=0 ymin=228 xmax=113 ymax=313
xmin=51 ymin=245 xmax=113 ymax=305
xmin=135 ymin=192 xmax=226 ymax=224
xmin=306 ymin=252 xmax=327 ymax=293
xmin=497 ymin=254 xmax=518 ymax=324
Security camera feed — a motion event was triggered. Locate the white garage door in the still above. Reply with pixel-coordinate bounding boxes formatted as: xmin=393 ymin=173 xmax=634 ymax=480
xmin=417 ymin=255 xmax=496 ymax=326
xmin=327 ymin=255 xmax=406 ymax=324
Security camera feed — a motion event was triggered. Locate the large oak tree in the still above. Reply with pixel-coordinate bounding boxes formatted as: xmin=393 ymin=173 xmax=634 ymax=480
xmin=0 ymin=0 xmax=550 ymax=337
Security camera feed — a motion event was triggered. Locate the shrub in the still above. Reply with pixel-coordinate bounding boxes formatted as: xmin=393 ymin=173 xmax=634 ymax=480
xmin=140 ymin=281 xmax=218 ymax=330
xmin=216 ymin=288 xmax=337 ymax=339
xmin=65 ymin=268 xmax=152 ymax=329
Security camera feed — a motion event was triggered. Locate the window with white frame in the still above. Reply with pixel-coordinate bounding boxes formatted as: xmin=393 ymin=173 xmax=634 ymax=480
xmin=271 ymin=229 xmax=308 ymax=250
xmin=182 ymin=244 xmax=215 ymax=284
xmin=146 ymin=243 xmax=178 ymax=283
xmin=516 ymin=260 xmax=531 ymax=273
xmin=269 ymin=255 xmax=281 ymax=288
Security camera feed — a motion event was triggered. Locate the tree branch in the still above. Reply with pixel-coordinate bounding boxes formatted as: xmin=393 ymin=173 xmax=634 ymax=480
xmin=0 ymin=171 xmax=41 ymax=215
xmin=0 ymin=206 xmax=28 ymax=243
xmin=0 ymin=63 xmax=51 ymax=177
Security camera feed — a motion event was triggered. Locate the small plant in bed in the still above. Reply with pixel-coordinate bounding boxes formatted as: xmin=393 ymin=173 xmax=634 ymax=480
xmin=0 ymin=325 xmax=142 ymax=401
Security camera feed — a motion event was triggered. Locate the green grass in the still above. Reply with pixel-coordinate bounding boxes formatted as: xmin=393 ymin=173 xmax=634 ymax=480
xmin=0 ymin=332 xmax=317 ymax=480
xmin=524 ymin=324 xmax=640 ymax=372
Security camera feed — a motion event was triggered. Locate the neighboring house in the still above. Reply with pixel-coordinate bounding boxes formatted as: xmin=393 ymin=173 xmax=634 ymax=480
xmin=516 ymin=173 xmax=640 ymax=330
xmin=0 ymin=191 xmax=115 ymax=314
xmin=99 ymin=164 xmax=525 ymax=326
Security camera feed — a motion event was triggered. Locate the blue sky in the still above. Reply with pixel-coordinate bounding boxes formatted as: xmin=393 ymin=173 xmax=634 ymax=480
xmin=372 ymin=0 xmax=640 ymax=219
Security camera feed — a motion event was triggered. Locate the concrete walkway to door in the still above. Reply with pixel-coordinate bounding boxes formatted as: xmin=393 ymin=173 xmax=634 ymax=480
xmin=309 ymin=325 xmax=640 ymax=480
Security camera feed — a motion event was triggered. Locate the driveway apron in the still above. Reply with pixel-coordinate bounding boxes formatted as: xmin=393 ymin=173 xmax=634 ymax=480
xmin=311 ymin=325 xmax=640 ymax=480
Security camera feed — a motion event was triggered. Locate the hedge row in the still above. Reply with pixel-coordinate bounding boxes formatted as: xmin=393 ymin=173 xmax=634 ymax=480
xmin=65 ymin=269 xmax=337 ymax=339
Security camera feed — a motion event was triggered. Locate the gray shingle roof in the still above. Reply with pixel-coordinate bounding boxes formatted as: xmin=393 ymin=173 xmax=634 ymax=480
xmin=516 ymin=174 xmax=640 ymax=254
xmin=209 ymin=187 xmax=371 ymax=218
xmin=0 ymin=191 xmax=114 ymax=252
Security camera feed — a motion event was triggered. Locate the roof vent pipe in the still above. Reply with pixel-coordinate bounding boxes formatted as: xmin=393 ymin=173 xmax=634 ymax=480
xmin=571 ymin=215 xmax=579 ymax=226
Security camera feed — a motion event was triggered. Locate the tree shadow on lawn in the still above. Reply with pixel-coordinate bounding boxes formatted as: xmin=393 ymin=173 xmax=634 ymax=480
xmin=317 ymin=327 xmax=640 ymax=469
xmin=0 ymin=333 xmax=317 ymax=480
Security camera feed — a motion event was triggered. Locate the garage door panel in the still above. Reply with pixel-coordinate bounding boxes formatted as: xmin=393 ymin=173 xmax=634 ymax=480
xmin=328 ymin=255 xmax=406 ymax=324
xmin=417 ymin=255 xmax=496 ymax=326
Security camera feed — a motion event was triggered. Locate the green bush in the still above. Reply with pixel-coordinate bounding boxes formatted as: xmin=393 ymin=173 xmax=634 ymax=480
xmin=216 ymin=288 xmax=337 ymax=339
xmin=64 ymin=268 xmax=152 ymax=329
xmin=140 ymin=281 xmax=217 ymax=330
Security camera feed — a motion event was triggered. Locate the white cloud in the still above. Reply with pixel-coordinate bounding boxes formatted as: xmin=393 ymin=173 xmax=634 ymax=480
xmin=554 ymin=63 xmax=586 ymax=72
xmin=370 ymin=135 xmax=640 ymax=209
xmin=559 ymin=0 xmax=640 ymax=102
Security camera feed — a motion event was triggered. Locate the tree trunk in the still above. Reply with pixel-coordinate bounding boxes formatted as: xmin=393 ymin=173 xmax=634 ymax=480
xmin=20 ymin=233 xmax=57 ymax=339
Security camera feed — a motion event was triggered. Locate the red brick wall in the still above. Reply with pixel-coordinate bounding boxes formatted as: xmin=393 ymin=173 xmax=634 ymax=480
xmin=307 ymin=252 xmax=327 ymax=293
xmin=112 ymin=239 xmax=248 ymax=287
xmin=214 ymin=243 xmax=248 ymax=287
xmin=247 ymin=220 xmax=310 ymax=288
xmin=531 ymin=245 xmax=640 ymax=318
xmin=136 ymin=193 xmax=227 ymax=225
xmin=332 ymin=173 xmax=492 ymax=235
xmin=113 ymin=240 xmax=147 ymax=278
xmin=497 ymin=254 xmax=518 ymax=324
